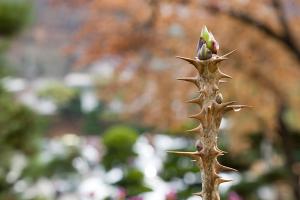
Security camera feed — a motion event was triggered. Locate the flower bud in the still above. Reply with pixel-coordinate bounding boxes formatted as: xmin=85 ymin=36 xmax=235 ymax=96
xmin=211 ymin=39 xmax=219 ymax=54
xmin=200 ymin=26 xmax=210 ymax=43
xmin=196 ymin=37 xmax=205 ymax=57
xmin=206 ymin=32 xmax=213 ymax=49
xmin=209 ymin=32 xmax=219 ymax=54
xmin=197 ymin=44 xmax=212 ymax=60
xmin=200 ymin=26 xmax=219 ymax=54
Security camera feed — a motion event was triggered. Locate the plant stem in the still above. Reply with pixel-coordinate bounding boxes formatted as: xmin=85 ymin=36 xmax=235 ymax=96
xmin=170 ymin=53 xmax=245 ymax=199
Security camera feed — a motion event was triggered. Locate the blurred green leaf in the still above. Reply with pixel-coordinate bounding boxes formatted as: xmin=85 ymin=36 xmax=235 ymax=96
xmin=102 ymin=125 xmax=138 ymax=169
xmin=116 ymin=168 xmax=152 ymax=196
xmin=0 ymin=0 xmax=33 ymax=36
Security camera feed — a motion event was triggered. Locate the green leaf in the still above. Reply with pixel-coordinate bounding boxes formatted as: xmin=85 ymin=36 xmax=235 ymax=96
xmin=200 ymin=26 xmax=210 ymax=42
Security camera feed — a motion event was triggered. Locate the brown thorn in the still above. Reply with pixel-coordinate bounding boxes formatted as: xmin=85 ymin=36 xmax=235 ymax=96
xmin=193 ymin=192 xmax=203 ymax=197
xmin=177 ymin=77 xmax=198 ymax=85
xmin=167 ymin=151 xmax=202 ymax=159
xmin=176 ymin=56 xmax=199 ymax=67
xmin=186 ymin=123 xmax=203 ymax=133
xmin=215 ymin=146 xmax=227 ymax=154
xmin=188 ymin=110 xmax=205 ymax=121
xmin=222 ymin=101 xmax=237 ymax=106
xmin=218 ymin=69 xmax=232 ymax=79
xmin=213 ymin=173 xmax=221 ymax=180
xmin=219 ymin=80 xmax=228 ymax=84
xmin=213 ymin=57 xmax=229 ymax=64
xmin=217 ymin=101 xmax=237 ymax=112
xmin=215 ymin=161 xmax=238 ymax=173
xmin=212 ymin=49 xmax=237 ymax=64
xmin=186 ymin=94 xmax=204 ymax=104
xmin=212 ymin=146 xmax=224 ymax=157
xmin=224 ymin=105 xmax=253 ymax=113
xmin=221 ymin=49 xmax=237 ymax=58
xmin=216 ymin=178 xmax=232 ymax=185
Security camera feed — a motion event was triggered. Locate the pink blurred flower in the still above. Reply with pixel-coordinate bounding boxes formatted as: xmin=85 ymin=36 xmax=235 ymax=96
xmin=117 ymin=188 xmax=126 ymax=200
xmin=166 ymin=190 xmax=177 ymax=200
xmin=228 ymin=192 xmax=243 ymax=200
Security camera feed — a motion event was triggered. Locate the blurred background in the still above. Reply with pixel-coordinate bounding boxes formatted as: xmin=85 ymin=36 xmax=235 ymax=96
xmin=0 ymin=0 xmax=300 ymax=199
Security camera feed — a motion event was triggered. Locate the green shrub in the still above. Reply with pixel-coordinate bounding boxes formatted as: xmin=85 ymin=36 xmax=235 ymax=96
xmin=102 ymin=125 xmax=138 ymax=169
xmin=0 ymin=0 xmax=33 ymax=36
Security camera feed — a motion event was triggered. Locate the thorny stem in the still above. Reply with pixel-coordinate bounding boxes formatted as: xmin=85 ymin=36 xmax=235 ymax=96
xmin=169 ymin=50 xmax=246 ymax=199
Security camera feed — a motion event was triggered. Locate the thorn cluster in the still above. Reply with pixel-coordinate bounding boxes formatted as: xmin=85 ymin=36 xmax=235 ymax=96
xmin=170 ymin=26 xmax=249 ymax=200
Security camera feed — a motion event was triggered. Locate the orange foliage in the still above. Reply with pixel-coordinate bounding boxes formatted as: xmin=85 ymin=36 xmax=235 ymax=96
xmin=65 ymin=0 xmax=300 ymax=151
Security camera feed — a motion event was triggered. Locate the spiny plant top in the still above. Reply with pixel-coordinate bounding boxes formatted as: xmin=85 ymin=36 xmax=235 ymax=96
xmin=169 ymin=26 xmax=249 ymax=200
xmin=197 ymin=26 xmax=219 ymax=60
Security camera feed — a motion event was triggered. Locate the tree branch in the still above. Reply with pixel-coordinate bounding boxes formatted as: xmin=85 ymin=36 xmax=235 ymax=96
xmin=205 ymin=4 xmax=300 ymax=62
xmin=271 ymin=0 xmax=291 ymax=39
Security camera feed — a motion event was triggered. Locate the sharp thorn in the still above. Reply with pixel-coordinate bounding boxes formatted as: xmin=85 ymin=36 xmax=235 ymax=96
xmin=193 ymin=192 xmax=203 ymax=197
xmin=224 ymin=105 xmax=253 ymax=113
xmin=177 ymin=77 xmax=198 ymax=85
xmin=176 ymin=56 xmax=198 ymax=66
xmin=213 ymin=173 xmax=221 ymax=180
xmin=219 ymin=80 xmax=228 ymax=84
xmin=186 ymin=124 xmax=203 ymax=133
xmin=216 ymin=178 xmax=232 ymax=185
xmin=218 ymin=70 xmax=232 ymax=79
xmin=217 ymin=101 xmax=237 ymax=111
xmin=186 ymin=94 xmax=204 ymax=104
xmin=211 ymin=146 xmax=224 ymax=157
xmin=216 ymin=161 xmax=238 ymax=173
xmin=167 ymin=151 xmax=202 ymax=159
xmin=215 ymin=146 xmax=227 ymax=154
xmin=221 ymin=49 xmax=237 ymax=58
xmin=214 ymin=57 xmax=228 ymax=62
xmin=188 ymin=111 xmax=205 ymax=121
